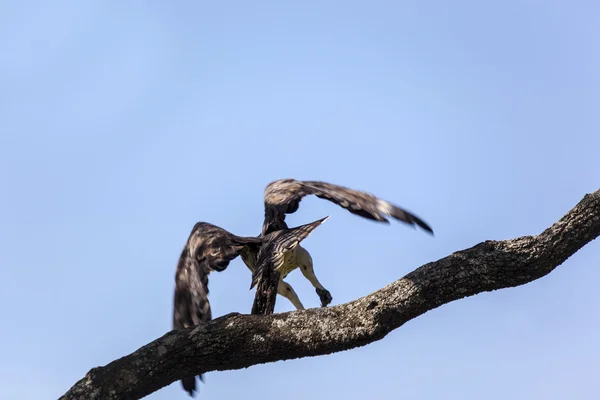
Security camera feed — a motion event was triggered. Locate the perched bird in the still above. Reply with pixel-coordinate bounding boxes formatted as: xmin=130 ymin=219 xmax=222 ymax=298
xmin=172 ymin=216 xmax=329 ymax=397
xmin=172 ymin=178 xmax=432 ymax=396
xmin=240 ymin=178 xmax=433 ymax=310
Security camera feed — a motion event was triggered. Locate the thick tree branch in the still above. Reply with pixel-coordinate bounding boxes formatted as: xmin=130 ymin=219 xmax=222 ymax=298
xmin=60 ymin=189 xmax=600 ymax=400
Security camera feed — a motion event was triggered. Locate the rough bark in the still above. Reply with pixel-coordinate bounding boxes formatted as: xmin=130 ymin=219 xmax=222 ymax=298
xmin=60 ymin=189 xmax=600 ymax=400
xmin=251 ymin=268 xmax=280 ymax=315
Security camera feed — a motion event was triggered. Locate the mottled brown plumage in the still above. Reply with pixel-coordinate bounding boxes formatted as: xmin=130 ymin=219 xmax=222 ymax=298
xmin=261 ymin=178 xmax=433 ymax=235
xmin=240 ymin=178 xmax=434 ymax=309
xmin=173 ymin=178 xmax=433 ymax=395
xmin=173 ymin=222 xmax=262 ymax=397
xmin=172 ymin=217 xmax=329 ymax=396
xmin=250 ymin=216 xmax=329 ymax=289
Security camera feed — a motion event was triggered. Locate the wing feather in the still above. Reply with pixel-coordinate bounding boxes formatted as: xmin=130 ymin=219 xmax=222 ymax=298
xmin=173 ymin=222 xmax=262 ymax=397
xmin=250 ymin=216 xmax=329 ymax=289
xmin=262 ymin=178 xmax=433 ymax=235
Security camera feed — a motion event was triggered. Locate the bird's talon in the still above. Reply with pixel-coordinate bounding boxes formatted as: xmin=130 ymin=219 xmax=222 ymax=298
xmin=316 ymin=288 xmax=333 ymax=307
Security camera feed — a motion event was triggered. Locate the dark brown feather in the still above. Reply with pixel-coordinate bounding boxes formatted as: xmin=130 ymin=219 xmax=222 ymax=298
xmin=261 ymin=178 xmax=433 ymax=235
xmin=173 ymin=222 xmax=262 ymax=397
xmin=250 ymin=216 xmax=329 ymax=289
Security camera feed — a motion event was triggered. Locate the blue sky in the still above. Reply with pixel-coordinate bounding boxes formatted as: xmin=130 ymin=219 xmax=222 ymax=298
xmin=1 ymin=1 xmax=599 ymax=399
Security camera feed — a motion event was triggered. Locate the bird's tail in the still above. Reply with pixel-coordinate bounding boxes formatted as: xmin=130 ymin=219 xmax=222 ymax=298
xmin=250 ymin=216 xmax=330 ymax=289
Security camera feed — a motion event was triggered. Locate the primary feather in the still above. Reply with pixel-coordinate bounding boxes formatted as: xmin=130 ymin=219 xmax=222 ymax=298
xmin=173 ymin=222 xmax=262 ymax=397
xmin=261 ymin=178 xmax=433 ymax=235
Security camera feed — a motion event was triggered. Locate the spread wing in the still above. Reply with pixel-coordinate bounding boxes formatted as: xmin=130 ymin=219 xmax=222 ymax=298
xmin=250 ymin=216 xmax=329 ymax=289
xmin=261 ymin=178 xmax=433 ymax=235
xmin=173 ymin=222 xmax=262 ymax=397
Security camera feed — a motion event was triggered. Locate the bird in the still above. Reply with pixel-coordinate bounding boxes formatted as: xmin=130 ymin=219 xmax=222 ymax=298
xmin=172 ymin=216 xmax=329 ymax=397
xmin=240 ymin=178 xmax=434 ymax=310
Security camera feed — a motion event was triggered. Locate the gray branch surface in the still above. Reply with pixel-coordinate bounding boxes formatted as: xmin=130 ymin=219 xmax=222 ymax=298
xmin=60 ymin=189 xmax=600 ymax=400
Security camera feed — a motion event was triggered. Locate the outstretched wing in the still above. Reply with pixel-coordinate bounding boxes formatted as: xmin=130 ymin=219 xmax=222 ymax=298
xmin=250 ymin=216 xmax=329 ymax=289
xmin=173 ymin=222 xmax=262 ymax=397
xmin=261 ymin=178 xmax=433 ymax=235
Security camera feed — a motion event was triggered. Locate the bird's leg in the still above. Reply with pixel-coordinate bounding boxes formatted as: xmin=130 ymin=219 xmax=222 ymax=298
xmin=295 ymin=246 xmax=333 ymax=307
xmin=277 ymin=280 xmax=305 ymax=310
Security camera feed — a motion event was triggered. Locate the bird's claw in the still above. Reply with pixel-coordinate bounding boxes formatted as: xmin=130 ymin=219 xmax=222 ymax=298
xmin=316 ymin=288 xmax=333 ymax=307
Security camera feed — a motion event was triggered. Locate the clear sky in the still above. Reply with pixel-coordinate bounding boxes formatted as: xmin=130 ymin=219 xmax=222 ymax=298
xmin=1 ymin=1 xmax=599 ymax=399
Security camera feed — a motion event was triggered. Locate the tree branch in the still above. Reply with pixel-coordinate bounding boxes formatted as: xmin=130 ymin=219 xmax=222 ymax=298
xmin=60 ymin=189 xmax=600 ymax=400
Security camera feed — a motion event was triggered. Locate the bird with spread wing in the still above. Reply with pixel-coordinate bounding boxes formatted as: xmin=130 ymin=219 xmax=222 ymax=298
xmin=172 ymin=216 xmax=329 ymax=397
xmin=172 ymin=178 xmax=432 ymax=396
xmin=239 ymin=178 xmax=434 ymax=310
